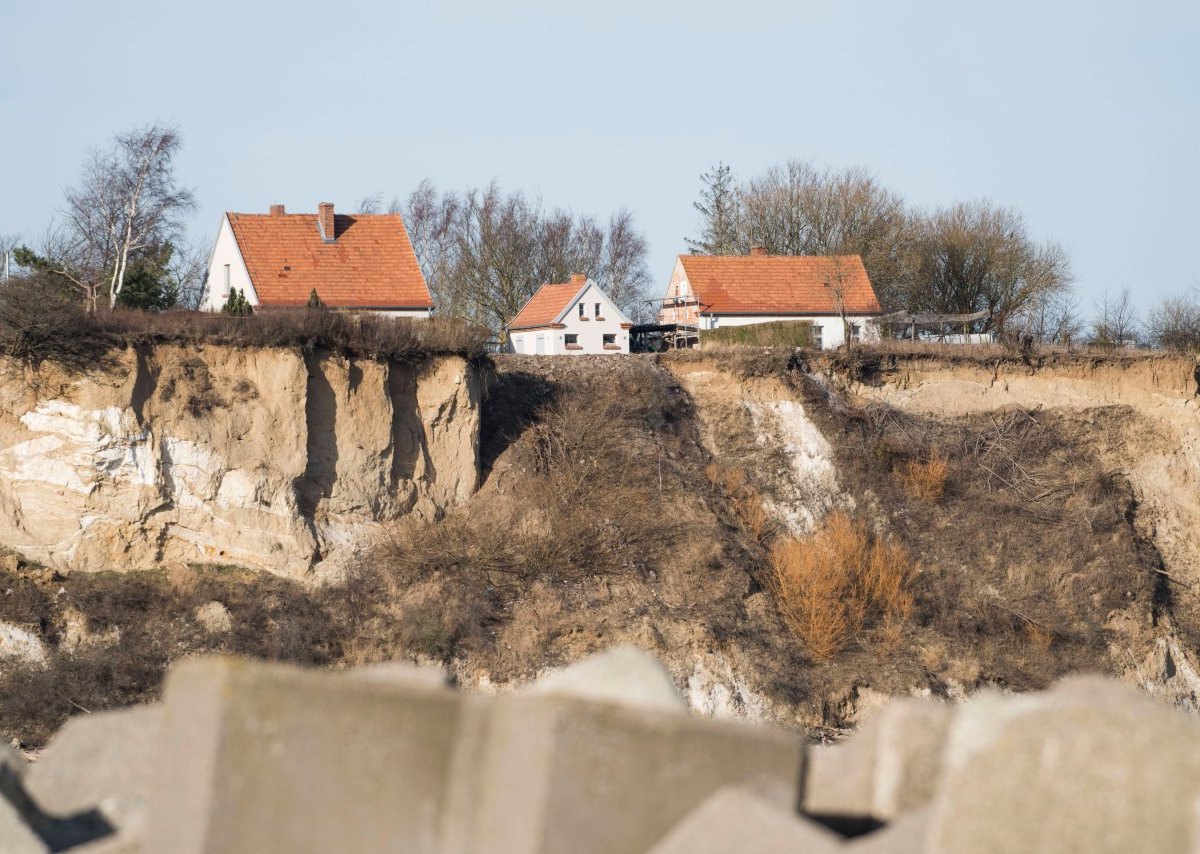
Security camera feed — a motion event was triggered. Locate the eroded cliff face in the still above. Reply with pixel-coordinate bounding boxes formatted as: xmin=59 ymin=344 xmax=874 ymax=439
xmin=841 ymin=356 xmax=1200 ymax=586
xmin=0 ymin=346 xmax=482 ymax=576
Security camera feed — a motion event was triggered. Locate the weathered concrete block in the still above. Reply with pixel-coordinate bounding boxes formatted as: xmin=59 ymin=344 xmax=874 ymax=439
xmin=848 ymin=808 xmax=930 ymax=853
xmin=930 ymin=676 xmax=1200 ymax=853
xmin=443 ymin=693 xmax=804 ymax=854
xmin=524 ymin=645 xmax=686 ymax=713
xmin=145 ymin=657 xmax=463 ymax=854
xmin=648 ymin=786 xmax=843 ymax=854
xmin=0 ymin=742 xmax=46 ymax=854
xmin=26 ymin=704 xmax=162 ymax=832
xmin=804 ymin=697 xmax=951 ymax=821
xmin=342 ymin=660 xmax=452 ymax=690
xmin=1 ymin=740 xmax=114 ymax=853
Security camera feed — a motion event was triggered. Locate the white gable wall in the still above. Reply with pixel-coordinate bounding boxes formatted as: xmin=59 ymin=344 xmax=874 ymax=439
xmin=508 ymin=282 xmax=631 ymax=355
xmin=199 ymin=216 xmax=257 ymax=312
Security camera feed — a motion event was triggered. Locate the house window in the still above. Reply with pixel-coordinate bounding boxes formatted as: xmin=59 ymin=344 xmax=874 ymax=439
xmin=564 ymin=333 xmax=581 ymax=350
xmin=223 ymin=264 xmax=231 ymax=291
xmin=603 ymin=333 xmax=618 ymax=350
xmin=595 ymin=302 xmax=602 ymax=319
xmin=812 ymin=325 xmax=823 ymax=349
xmin=578 ymin=303 xmax=585 ymax=318
xmin=849 ymin=323 xmax=861 ymax=343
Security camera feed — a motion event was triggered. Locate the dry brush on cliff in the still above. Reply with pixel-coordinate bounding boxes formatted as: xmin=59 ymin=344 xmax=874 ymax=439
xmin=0 ymin=274 xmax=490 ymax=372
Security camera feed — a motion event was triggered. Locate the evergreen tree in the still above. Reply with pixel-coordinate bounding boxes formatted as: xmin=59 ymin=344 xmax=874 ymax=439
xmin=306 ymin=288 xmax=325 ymax=310
xmin=686 ymin=162 xmax=742 ymax=255
xmin=116 ymin=243 xmax=178 ymax=311
xmin=221 ymin=288 xmax=253 ymax=316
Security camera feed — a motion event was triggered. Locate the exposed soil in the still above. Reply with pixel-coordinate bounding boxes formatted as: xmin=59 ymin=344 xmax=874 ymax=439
xmin=2 ymin=347 xmax=1198 ymax=747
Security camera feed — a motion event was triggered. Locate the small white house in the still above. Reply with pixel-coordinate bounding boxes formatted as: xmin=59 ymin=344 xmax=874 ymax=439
xmin=507 ymin=275 xmax=632 ymax=355
xmin=657 ymin=250 xmax=883 ymax=348
xmin=199 ymin=202 xmax=434 ymax=316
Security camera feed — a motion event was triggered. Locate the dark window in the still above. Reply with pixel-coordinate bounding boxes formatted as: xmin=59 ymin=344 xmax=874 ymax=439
xmin=565 ymin=333 xmax=579 ymax=345
xmin=578 ymin=303 xmax=584 ymax=318
xmin=602 ymin=333 xmax=616 ymax=346
xmin=595 ymin=303 xmax=602 ymax=318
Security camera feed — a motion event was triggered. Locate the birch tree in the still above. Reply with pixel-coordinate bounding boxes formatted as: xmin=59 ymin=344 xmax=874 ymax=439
xmin=103 ymin=125 xmax=195 ymax=308
xmin=39 ymin=124 xmax=195 ymax=311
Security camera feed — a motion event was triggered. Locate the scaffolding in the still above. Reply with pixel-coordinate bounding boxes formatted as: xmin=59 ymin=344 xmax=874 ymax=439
xmin=876 ymin=310 xmax=993 ymax=343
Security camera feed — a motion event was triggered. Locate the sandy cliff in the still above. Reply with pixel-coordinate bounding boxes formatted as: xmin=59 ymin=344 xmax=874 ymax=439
xmin=0 ymin=346 xmax=482 ymax=576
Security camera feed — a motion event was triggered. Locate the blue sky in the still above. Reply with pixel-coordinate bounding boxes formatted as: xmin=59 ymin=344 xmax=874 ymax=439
xmin=2 ymin=0 xmax=1196 ymax=314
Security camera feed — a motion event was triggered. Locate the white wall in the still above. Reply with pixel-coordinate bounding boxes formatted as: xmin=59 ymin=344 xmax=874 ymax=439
xmin=199 ymin=216 xmax=257 ymax=312
xmin=372 ymin=308 xmax=435 ymax=319
xmin=508 ymin=282 xmax=631 ymax=355
xmin=704 ymin=314 xmax=881 ymax=349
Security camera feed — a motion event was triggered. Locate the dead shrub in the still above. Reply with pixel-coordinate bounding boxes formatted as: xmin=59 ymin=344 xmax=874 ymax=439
xmin=707 ymin=464 xmax=776 ymax=541
xmin=768 ymin=512 xmax=917 ymax=661
xmin=897 ymin=453 xmax=950 ymax=502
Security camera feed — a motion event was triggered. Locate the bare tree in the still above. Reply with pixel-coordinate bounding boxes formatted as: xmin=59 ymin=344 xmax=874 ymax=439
xmin=104 ymin=125 xmax=195 ymax=308
xmin=35 ymin=124 xmax=195 ymax=311
xmin=164 ymin=239 xmax=210 ymax=309
xmin=901 ymin=201 xmax=1072 ymax=334
xmin=1146 ymin=287 xmax=1200 ymax=352
xmin=688 ymin=159 xmax=909 ymax=309
xmin=1090 ymin=287 xmax=1140 ymax=348
xmin=1018 ymin=287 xmax=1083 ymax=346
xmin=355 ymin=193 xmax=384 ymax=214
xmin=395 ymin=181 xmax=652 ymax=333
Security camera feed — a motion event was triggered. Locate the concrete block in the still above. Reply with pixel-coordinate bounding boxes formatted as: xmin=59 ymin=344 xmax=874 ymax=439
xmin=848 ymin=808 xmax=930 ymax=854
xmin=804 ymin=697 xmax=951 ymax=821
xmin=930 ymin=677 xmax=1200 ymax=853
xmin=145 ymin=657 xmax=464 ymax=854
xmin=445 ymin=693 xmax=804 ymax=854
xmin=2 ymin=739 xmax=115 ymax=853
xmin=343 ymin=660 xmax=452 ymax=690
xmin=0 ymin=796 xmax=47 ymax=854
xmin=1 ymin=743 xmax=46 ymax=854
xmin=26 ymin=704 xmax=162 ymax=832
xmin=648 ymin=786 xmax=844 ymax=854
xmin=524 ymin=645 xmax=687 ymax=713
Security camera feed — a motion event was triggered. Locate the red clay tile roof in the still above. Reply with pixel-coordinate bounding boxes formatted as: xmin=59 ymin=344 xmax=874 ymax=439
xmin=508 ymin=280 xmax=588 ymax=330
xmin=227 ymin=211 xmax=433 ymax=309
xmin=679 ymin=254 xmax=881 ymax=315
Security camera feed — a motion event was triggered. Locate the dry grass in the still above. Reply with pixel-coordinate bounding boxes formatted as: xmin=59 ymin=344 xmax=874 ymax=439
xmin=768 ymin=512 xmax=916 ymax=661
xmin=897 ymin=453 xmax=950 ymax=502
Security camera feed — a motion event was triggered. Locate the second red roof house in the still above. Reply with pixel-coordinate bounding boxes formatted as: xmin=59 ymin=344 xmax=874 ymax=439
xmin=657 ymin=249 xmax=882 ymax=348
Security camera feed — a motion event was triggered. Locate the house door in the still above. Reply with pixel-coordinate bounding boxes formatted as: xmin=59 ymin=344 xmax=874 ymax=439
xmin=535 ymin=335 xmax=545 ymax=355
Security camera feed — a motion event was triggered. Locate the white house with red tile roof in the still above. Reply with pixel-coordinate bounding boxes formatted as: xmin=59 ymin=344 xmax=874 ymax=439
xmin=507 ymin=274 xmax=632 ymax=355
xmin=199 ymin=202 xmax=434 ymax=316
xmin=657 ymin=250 xmax=883 ymax=348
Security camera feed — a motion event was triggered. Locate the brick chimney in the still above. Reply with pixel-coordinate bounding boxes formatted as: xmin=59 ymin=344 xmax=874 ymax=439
xmin=568 ymin=273 xmax=587 ymax=284
xmin=318 ymin=202 xmax=335 ymax=243
xmin=749 ymin=245 xmax=767 ymax=257
xmin=269 ymin=204 xmax=285 ymax=216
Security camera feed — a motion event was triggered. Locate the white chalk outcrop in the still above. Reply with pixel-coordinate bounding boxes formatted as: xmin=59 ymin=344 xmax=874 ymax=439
xmin=0 ymin=346 xmax=483 ymax=576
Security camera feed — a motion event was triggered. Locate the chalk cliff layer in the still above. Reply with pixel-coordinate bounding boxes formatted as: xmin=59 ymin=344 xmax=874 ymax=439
xmin=0 ymin=347 xmax=482 ymax=576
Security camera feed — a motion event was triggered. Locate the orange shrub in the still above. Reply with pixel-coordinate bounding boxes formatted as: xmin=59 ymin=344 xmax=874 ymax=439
xmin=898 ymin=454 xmax=950 ymax=503
xmin=768 ymin=512 xmax=917 ymax=660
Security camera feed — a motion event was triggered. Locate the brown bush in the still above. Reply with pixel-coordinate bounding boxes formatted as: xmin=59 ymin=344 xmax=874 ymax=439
xmin=897 ymin=453 xmax=950 ymax=502
xmin=768 ymin=512 xmax=917 ymax=661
